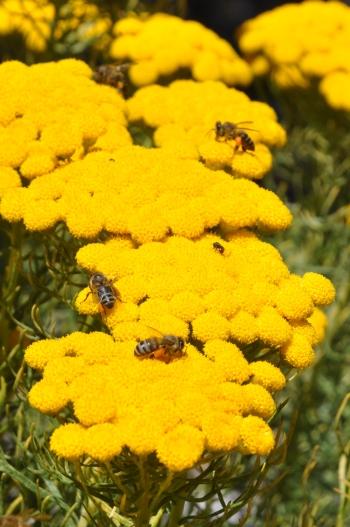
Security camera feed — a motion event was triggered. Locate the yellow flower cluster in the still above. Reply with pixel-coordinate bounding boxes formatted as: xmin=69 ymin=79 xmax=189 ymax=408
xmin=127 ymin=80 xmax=286 ymax=179
xmin=238 ymin=1 xmax=350 ymax=109
xmin=75 ymin=233 xmax=334 ymax=370
xmin=0 ymin=0 xmax=110 ymax=52
xmin=0 ymin=59 xmax=130 ymax=194
xmin=110 ymin=14 xmax=252 ymax=86
xmin=0 ymin=148 xmax=292 ymax=240
xmin=25 ymin=331 xmax=278 ymax=470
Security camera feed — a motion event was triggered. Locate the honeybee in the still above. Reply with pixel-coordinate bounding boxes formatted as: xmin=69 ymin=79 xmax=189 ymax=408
xmin=213 ymin=241 xmax=225 ymax=254
xmin=134 ymin=335 xmax=185 ymax=363
xmin=87 ymin=273 xmax=118 ymax=313
xmin=215 ymin=121 xmax=256 ymax=152
xmin=92 ymin=63 xmax=130 ymax=96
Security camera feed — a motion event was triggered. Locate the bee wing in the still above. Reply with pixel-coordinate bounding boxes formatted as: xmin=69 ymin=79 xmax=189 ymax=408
xmin=234 ymin=120 xmax=254 ymax=125
xmin=143 ymin=324 xmax=164 ymax=337
xmin=234 ymin=121 xmax=258 ymax=132
xmin=116 ymin=62 xmax=132 ymax=71
xmin=238 ymin=127 xmax=258 ymax=132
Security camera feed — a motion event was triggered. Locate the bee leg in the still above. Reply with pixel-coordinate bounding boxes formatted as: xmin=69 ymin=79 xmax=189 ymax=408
xmin=81 ymin=290 xmax=92 ymax=303
xmin=99 ymin=304 xmax=108 ymax=317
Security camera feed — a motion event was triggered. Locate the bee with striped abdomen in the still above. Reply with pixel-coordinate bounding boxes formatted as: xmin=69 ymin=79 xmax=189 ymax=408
xmin=213 ymin=241 xmax=225 ymax=254
xmin=88 ymin=272 xmax=118 ymax=313
xmin=134 ymin=335 xmax=185 ymax=363
xmin=215 ymin=121 xmax=256 ymax=152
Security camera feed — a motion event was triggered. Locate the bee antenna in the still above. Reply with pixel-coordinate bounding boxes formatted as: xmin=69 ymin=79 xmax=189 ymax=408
xmin=204 ymin=128 xmax=215 ymax=139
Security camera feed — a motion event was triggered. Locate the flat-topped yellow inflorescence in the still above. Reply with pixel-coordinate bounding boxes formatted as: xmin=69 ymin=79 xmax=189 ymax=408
xmin=0 ymin=148 xmax=292 ymax=241
xmin=110 ymin=14 xmax=252 ymax=87
xmin=0 ymin=0 xmax=110 ymax=52
xmin=0 ymin=59 xmax=131 ymax=194
xmin=238 ymin=0 xmax=350 ymax=110
xmin=75 ymin=233 xmax=334 ymax=370
xmin=25 ymin=331 xmax=277 ymax=470
xmin=127 ymin=81 xmax=286 ymax=179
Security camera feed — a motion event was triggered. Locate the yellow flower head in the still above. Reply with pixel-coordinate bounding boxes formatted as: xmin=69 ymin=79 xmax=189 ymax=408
xmin=0 ymin=148 xmax=291 ymax=239
xmin=50 ymin=423 xmax=87 ymax=460
xmin=156 ymin=425 xmax=205 ymax=472
xmin=307 ymin=308 xmax=328 ymax=345
xmin=26 ymin=332 xmax=278 ymax=469
xmin=75 ymin=232 xmax=333 ymax=368
xmin=239 ymin=415 xmax=275 ymax=455
xmin=249 ymin=361 xmax=286 ymax=392
xmin=0 ymin=0 xmax=111 ymax=53
xmin=127 ymin=80 xmax=286 ymax=179
xmin=238 ymin=1 xmax=350 ymax=109
xmin=0 ymin=59 xmax=130 ymax=191
xmin=111 ymin=14 xmax=252 ymax=86
xmin=0 ymin=167 xmax=21 ymax=197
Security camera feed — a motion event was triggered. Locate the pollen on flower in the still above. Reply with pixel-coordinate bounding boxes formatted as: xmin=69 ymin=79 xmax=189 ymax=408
xmin=230 ymin=310 xmax=258 ymax=344
xmin=275 ymin=277 xmax=314 ymax=321
xmin=239 ymin=416 xmax=275 ymax=455
xmin=256 ymin=306 xmax=292 ymax=347
xmin=308 ymin=308 xmax=328 ymax=345
xmin=28 ymin=380 xmax=70 ymax=414
xmin=301 ymin=272 xmax=336 ymax=306
xmin=0 ymin=167 xmax=22 ymax=197
xmin=169 ymin=292 xmax=206 ymax=321
xmin=192 ymin=312 xmax=231 ymax=341
xmin=204 ymin=340 xmax=251 ymax=384
xmin=0 ymin=59 xmax=130 ymax=180
xmin=75 ymin=288 xmax=99 ymax=315
xmin=1 ymin=148 xmax=291 ymax=239
xmin=241 ymin=384 xmax=276 ymax=419
xmin=111 ymin=14 xmax=251 ymax=87
xmin=25 ymin=339 xmax=66 ymax=370
xmin=73 ymin=389 xmax=117 ymax=426
xmin=203 ymin=289 xmax=239 ymax=318
xmin=290 ymin=321 xmax=317 ymax=345
xmin=74 ymin=232 xmax=329 ymax=370
xmin=202 ymin=414 xmax=243 ymax=451
xmin=25 ymin=331 xmax=286 ymax=468
xmin=231 ymin=144 xmax=272 ymax=180
xmin=126 ymin=80 xmax=285 ymax=179
xmin=23 ymin=200 xmax=62 ymax=231
xmin=20 ymin=153 xmax=56 ymax=179
xmin=84 ymin=424 xmax=123 ymax=461
xmin=50 ymin=423 xmax=86 ymax=460
xmin=249 ymin=361 xmax=286 ymax=392
xmin=281 ymin=332 xmax=315 ymax=369
xmin=156 ymin=424 xmax=205 ymax=472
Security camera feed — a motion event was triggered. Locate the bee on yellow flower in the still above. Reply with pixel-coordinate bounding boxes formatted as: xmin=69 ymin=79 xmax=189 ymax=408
xmin=126 ymin=80 xmax=286 ymax=179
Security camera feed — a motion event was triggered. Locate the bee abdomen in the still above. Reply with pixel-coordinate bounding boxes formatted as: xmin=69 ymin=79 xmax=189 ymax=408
xmin=98 ymin=286 xmax=116 ymax=309
xmin=134 ymin=338 xmax=160 ymax=357
xmin=240 ymin=132 xmax=255 ymax=151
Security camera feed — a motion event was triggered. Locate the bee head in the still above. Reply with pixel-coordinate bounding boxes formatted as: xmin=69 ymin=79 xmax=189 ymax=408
xmin=90 ymin=273 xmax=107 ymax=288
xmin=215 ymin=121 xmax=224 ymax=136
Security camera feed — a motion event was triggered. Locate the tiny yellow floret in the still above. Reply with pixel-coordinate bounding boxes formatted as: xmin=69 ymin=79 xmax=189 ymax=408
xmin=50 ymin=423 xmax=86 ymax=460
xmin=156 ymin=424 xmax=205 ymax=472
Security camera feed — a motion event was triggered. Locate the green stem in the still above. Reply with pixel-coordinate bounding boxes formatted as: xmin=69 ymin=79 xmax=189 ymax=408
xmin=149 ymin=471 xmax=173 ymax=512
xmin=135 ymin=457 xmax=151 ymax=527
xmin=168 ymin=499 xmax=184 ymax=527
xmin=0 ymin=223 xmax=23 ymax=350
xmin=105 ymin=462 xmax=129 ymax=512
